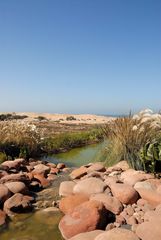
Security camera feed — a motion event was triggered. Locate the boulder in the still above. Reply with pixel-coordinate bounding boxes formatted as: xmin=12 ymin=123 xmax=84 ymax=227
xmin=59 ymin=181 xmax=76 ymax=197
xmin=57 ymin=163 xmax=66 ymax=169
xmin=1 ymin=158 xmax=25 ymax=170
xmin=59 ymin=194 xmax=89 ymax=214
xmin=32 ymin=164 xmax=50 ymax=175
xmin=69 ymin=230 xmax=104 ymax=240
xmin=95 ymin=228 xmax=139 ymax=240
xmin=50 ymin=167 xmax=59 ymax=174
xmin=70 ymin=167 xmax=87 ymax=180
xmin=5 ymin=181 xmax=28 ymax=194
xmin=0 ymin=210 xmax=6 ymax=226
xmin=87 ymin=163 xmax=106 ymax=173
xmin=0 ymin=173 xmax=29 ymax=184
xmin=134 ymin=188 xmax=161 ymax=207
xmin=3 ymin=193 xmax=33 ymax=216
xmin=90 ymin=193 xmax=123 ymax=214
xmin=59 ymin=200 xmax=108 ymax=239
xmin=110 ymin=183 xmax=139 ymax=204
xmin=73 ymin=177 xmax=106 ymax=196
xmin=0 ymin=184 xmax=11 ymax=203
xmin=33 ymin=173 xmax=50 ymax=188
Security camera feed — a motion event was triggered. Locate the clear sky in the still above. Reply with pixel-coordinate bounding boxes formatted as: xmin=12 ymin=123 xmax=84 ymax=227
xmin=0 ymin=0 xmax=161 ymax=115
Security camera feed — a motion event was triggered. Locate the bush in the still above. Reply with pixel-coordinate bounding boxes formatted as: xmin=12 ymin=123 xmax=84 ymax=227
xmin=0 ymin=152 xmax=7 ymax=164
xmin=0 ymin=113 xmax=28 ymax=121
xmin=102 ymin=111 xmax=161 ymax=170
xmin=36 ymin=116 xmax=47 ymax=121
xmin=66 ymin=116 xmax=76 ymax=121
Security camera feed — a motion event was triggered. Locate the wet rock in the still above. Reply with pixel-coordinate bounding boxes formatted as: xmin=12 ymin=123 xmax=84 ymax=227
xmin=59 ymin=200 xmax=108 ymax=239
xmin=73 ymin=177 xmax=106 ymax=196
xmin=59 ymin=181 xmax=76 ymax=197
xmin=90 ymin=193 xmax=123 ymax=214
xmin=68 ymin=230 xmax=104 ymax=240
xmin=95 ymin=228 xmax=139 ymax=240
xmin=3 ymin=193 xmax=33 ymax=216
xmin=70 ymin=166 xmax=87 ymax=180
xmin=59 ymin=194 xmax=89 ymax=214
xmin=110 ymin=183 xmax=139 ymax=204
xmin=5 ymin=181 xmax=28 ymax=194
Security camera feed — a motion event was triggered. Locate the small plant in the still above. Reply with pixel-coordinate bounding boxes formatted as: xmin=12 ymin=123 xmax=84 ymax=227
xmin=36 ymin=116 xmax=47 ymax=121
xmin=0 ymin=152 xmax=7 ymax=163
xmin=66 ymin=116 xmax=76 ymax=121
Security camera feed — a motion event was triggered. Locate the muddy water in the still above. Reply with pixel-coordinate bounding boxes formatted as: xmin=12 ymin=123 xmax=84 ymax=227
xmin=0 ymin=142 xmax=105 ymax=240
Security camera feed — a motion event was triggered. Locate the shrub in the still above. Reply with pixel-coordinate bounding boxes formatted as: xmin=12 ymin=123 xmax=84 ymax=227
xmin=102 ymin=111 xmax=161 ymax=170
xmin=66 ymin=116 xmax=76 ymax=121
xmin=36 ymin=116 xmax=47 ymax=121
xmin=0 ymin=152 xmax=7 ymax=164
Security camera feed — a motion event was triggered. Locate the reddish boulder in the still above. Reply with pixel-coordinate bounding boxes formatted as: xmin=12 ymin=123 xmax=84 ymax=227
xmin=0 ymin=173 xmax=29 ymax=184
xmin=32 ymin=164 xmax=50 ymax=175
xmin=87 ymin=163 xmax=106 ymax=173
xmin=0 ymin=184 xmax=11 ymax=204
xmin=70 ymin=166 xmax=87 ymax=180
xmin=59 ymin=194 xmax=89 ymax=214
xmin=110 ymin=183 xmax=139 ymax=204
xmin=59 ymin=200 xmax=108 ymax=239
xmin=59 ymin=181 xmax=76 ymax=197
xmin=3 ymin=193 xmax=33 ymax=216
xmin=90 ymin=193 xmax=123 ymax=214
xmin=1 ymin=158 xmax=25 ymax=170
xmin=95 ymin=228 xmax=139 ymax=240
xmin=57 ymin=163 xmax=66 ymax=169
xmin=5 ymin=181 xmax=28 ymax=194
xmin=0 ymin=210 xmax=6 ymax=226
xmin=33 ymin=173 xmax=50 ymax=188
xmin=68 ymin=230 xmax=104 ymax=240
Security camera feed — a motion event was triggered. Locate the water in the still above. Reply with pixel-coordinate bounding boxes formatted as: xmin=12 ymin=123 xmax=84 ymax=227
xmin=0 ymin=142 xmax=105 ymax=240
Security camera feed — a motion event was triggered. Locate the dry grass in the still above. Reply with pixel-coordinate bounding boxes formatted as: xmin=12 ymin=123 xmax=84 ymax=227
xmin=102 ymin=112 xmax=161 ymax=169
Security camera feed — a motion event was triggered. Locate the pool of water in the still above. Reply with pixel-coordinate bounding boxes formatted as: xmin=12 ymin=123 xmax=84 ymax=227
xmin=0 ymin=141 xmax=106 ymax=240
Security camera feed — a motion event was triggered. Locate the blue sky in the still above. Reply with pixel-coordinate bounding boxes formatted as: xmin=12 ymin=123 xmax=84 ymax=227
xmin=0 ymin=0 xmax=161 ymax=115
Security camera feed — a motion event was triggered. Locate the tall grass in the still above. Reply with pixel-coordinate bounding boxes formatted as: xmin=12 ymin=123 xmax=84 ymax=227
xmin=102 ymin=112 xmax=161 ymax=170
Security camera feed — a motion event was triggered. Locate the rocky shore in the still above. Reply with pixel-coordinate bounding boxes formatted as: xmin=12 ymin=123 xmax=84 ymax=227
xmin=1 ymin=158 xmax=161 ymax=240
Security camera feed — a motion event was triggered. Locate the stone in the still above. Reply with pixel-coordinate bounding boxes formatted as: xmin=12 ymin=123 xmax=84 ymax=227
xmin=68 ymin=230 xmax=104 ymax=240
xmin=59 ymin=181 xmax=76 ymax=197
xmin=104 ymin=176 xmax=118 ymax=186
xmin=57 ymin=163 xmax=66 ymax=169
xmin=32 ymin=164 xmax=50 ymax=175
xmin=1 ymin=158 xmax=25 ymax=170
xmin=126 ymin=216 xmax=138 ymax=225
xmin=110 ymin=183 xmax=139 ymax=204
xmin=115 ymin=215 xmax=126 ymax=225
xmin=3 ymin=193 xmax=33 ymax=216
xmin=0 ymin=173 xmax=29 ymax=184
xmin=90 ymin=193 xmax=123 ymax=214
xmin=0 ymin=184 xmax=11 ymax=203
xmin=87 ymin=163 xmax=106 ymax=173
xmin=136 ymin=219 xmax=161 ymax=240
xmin=73 ymin=177 xmax=106 ymax=196
xmin=5 ymin=181 xmax=28 ymax=194
xmin=70 ymin=167 xmax=87 ymax=180
xmin=95 ymin=228 xmax=139 ymax=240
xmin=0 ymin=210 xmax=6 ymax=226
xmin=50 ymin=167 xmax=59 ymax=174
xmin=59 ymin=194 xmax=89 ymax=214
xmin=59 ymin=200 xmax=108 ymax=239
xmin=33 ymin=173 xmax=50 ymax=188
xmin=126 ymin=205 xmax=134 ymax=216
xmin=134 ymin=188 xmax=161 ymax=207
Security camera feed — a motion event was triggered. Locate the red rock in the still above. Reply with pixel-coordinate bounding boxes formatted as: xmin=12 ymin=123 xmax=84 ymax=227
xmin=68 ymin=230 xmax=104 ymax=240
xmin=59 ymin=200 xmax=108 ymax=239
xmin=5 ymin=181 xmax=28 ymax=194
xmin=110 ymin=183 xmax=139 ymax=204
xmin=33 ymin=173 xmax=50 ymax=188
xmin=59 ymin=181 xmax=76 ymax=197
xmin=3 ymin=193 xmax=33 ymax=215
xmin=0 ymin=210 xmax=6 ymax=226
xmin=90 ymin=193 xmax=123 ymax=214
xmin=32 ymin=164 xmax=50 ymax=175
xmin=73 ymin=177 xmax=106 ymax=196
xmin=87 ymin=163 xmax=106 ymax=173
xmin=95 ymin=228 xmax=139 ymax=240
xmin=121 ymin=170 xmax=153 ymax=186
xmin=57 ymin=163 xmax=66 ymax=169
xmin=1 ymin=158 xmax=25 ymax=170
xmin=0 ymin=173 xmax=29 ymax=184
xmin=0 ymin=184 xmax=11 ymax=203
xmin=59 ymin=194 xmax=89 ymax=214
xmin=70 ymin=167 xmax=87 ymax=179
xmin=50 ymin=167 xmax=59 ymax=174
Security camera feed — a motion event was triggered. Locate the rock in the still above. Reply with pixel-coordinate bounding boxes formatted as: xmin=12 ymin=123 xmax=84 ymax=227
xmin=0 ymin=184 xmax=11 ymax=204
xmin=70 ymin=167 xmax=87 ymax=180
xmin=57 ymin=163 xmax=66 ymax=169
xmin=0 ymin=210 xmax=6 ymax=226
xmin=28 ymin=181 xmax=41 ymax=192
xmin=68 ymin=230 xmax=104 ymax=240
xmin=0 ymin=173 xmax=29 ymax=184
xmin=104 ymin=176 xmax=118 ymax=186
xmin=59 ymin=194 xmax=89 ymax=214
xmin=126 ymin=205 xmax=135 ymax=216
xmin=90 ymin=193 xmax=123 ymax=214
xmin=110 ymin=183 xmax=139 ymax=204
xmin=126 ymin=216 xmax=138 ymax=225
xmin=115 ymin=215 xmax=126 ymax=225
xmin=50 ymin=167 xmax=59 ymax=174
xmin=59 ymin=200 xmax=108 ymax=239
xmin=106 ymin=223 xmax=115 ymax=231
xmin=5 ymin=181 xmax=28 ymax=194
xmin=73 ymin=177 xmax=106 ymax=196
xmin=87 ymin=163 xmax=106 ymax=173
xmin=59 ymin=181 xmax=76 ymax=197
xmin=33 ymin=174 xmax=50 ymax=188
xmin=134 ymin=181 xmax=156 ymax=191
xmin=1 ymin=158 xmax=25 ymax=170
xmin=41 ymin=207 xmax=59 ymax=213
xmin=47 ymin=174 xmax=57 ymax=181
xmin=95 ymin=228 xmax=139 ymax=240
xmin=32 ymin=164 xmax=50 ymax=175
xmin=3 ymin=193 xmax=33 ymax=216
xmin=136 ymin=219 xmax=161 ymax=240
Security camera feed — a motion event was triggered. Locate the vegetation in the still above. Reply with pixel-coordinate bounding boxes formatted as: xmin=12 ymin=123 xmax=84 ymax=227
xmin=0 ymin=152 xmax=7 ymax=164
xmin=42 ymin=128 xmax=103 ymax=153
xmin=66 ymin=116 xmax=76 ymax=121
xmin=0 ymin=113 xmax=28 ymax=121
xmin=36 ymin=116 xmax=48 ymax=121
xmin=102 ymin=111 xmax=161 ymax=172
